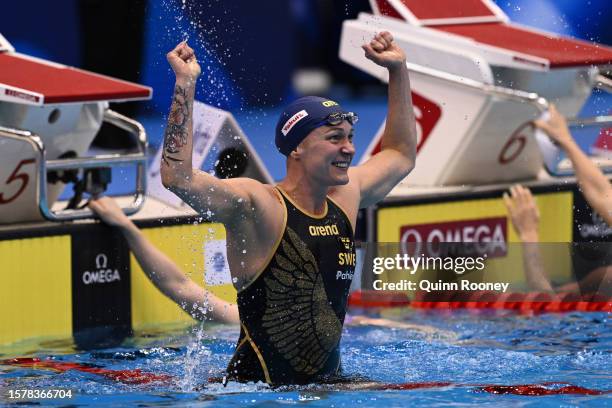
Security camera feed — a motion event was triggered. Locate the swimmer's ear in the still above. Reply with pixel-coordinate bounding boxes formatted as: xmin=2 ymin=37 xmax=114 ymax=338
xmin=289 ymin=147 xmax=302 ymax=160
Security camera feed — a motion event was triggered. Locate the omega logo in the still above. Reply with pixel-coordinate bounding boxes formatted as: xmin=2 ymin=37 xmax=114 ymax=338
xmin=82 ymin=252 xmax=121 ymax=285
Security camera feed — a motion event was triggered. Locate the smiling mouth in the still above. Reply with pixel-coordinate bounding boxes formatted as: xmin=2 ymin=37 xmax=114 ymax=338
xmin=332 ymin=161 xmax=350 ymax=169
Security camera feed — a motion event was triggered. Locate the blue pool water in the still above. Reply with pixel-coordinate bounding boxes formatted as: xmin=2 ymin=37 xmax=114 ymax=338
xmin=1 ymin=309 xmax=610 ymax=407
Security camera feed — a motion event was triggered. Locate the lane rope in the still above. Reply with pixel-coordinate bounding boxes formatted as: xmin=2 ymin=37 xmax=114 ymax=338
xmin=348 ymin=290 xmax=611 ymax=313
xmin=3 ymin=358 xmax=608 ymax=395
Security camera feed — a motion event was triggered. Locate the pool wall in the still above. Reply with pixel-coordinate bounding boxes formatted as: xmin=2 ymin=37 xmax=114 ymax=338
xmin=0 ymin=215 xmax=236 ymax=346
xmin=0 ymin=178 xmax=610 ymax=347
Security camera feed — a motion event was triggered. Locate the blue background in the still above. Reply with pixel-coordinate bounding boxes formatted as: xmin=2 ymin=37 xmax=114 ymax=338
xmin=2 ymin=0 xmax=610 ymax=182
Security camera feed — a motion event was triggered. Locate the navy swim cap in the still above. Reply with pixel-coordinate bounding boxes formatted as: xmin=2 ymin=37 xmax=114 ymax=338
xmin=275 ymin=96 xmax=354 ymax=156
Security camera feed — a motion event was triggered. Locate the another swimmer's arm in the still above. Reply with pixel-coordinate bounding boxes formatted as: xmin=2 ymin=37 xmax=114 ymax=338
xmin=348 ymin=315 xmax=457 ymax=340
xmin=121 ymin=215 xmax=240 ymax=324
xmin=351 ymin=31 xmax=417 ymax=207
xmin=88 ymin=198 xmax=239 ymax=324
xmin=563 ymin=140 xmax=612 ymax=225
xmin=121 ymin=221 xmax=239 ymax=324
xmin=558 ymin=266 xmax=611 ymax=295
xmin=534 ymin=105 xmax=612 ymax=225
xmin=503 ymin=186 xmax=554 ymax=292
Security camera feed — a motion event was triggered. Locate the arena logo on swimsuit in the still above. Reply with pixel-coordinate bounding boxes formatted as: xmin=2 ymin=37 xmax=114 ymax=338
xmin=309 ymin=224 xmax=339 ymax=236
xmin=399 ymin=217 xmax=507 ymax=258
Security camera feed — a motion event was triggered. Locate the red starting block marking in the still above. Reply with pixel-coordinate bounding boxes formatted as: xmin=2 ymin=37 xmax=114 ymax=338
xmin=373 ymin=0 xmax=612 ymax=68
xmin=0 ymin=53 xmax=151 ymax=105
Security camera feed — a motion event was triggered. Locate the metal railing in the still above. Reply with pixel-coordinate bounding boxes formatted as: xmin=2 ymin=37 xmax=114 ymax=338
xmin=594 ymin=74 xmax=612 ymax=93
xmin=405 ymin=65 xmax=612 ymax=115
xmin=404 ymin=60 xmax=549 ymax=111
xmin=0 ymin=109 xmax=147 ymax=222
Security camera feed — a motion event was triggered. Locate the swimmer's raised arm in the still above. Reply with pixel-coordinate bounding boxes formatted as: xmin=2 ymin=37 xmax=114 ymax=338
xmin=161 ymin=42 xmax=260 ymax=224
xmin=88 ymin=197 xmax=239 ymax=324
xmin=534 ymin=105 xmax=612 ymax=225
xmin=349 ymin=31 xmax=417 ymax=208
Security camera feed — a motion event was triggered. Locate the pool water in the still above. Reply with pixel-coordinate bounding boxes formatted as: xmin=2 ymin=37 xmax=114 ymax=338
xmin=1 ymin=309 xmax=610 ymax=407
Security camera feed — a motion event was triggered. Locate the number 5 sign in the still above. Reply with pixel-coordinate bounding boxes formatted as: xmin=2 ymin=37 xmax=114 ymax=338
xmin=0 ymin=159 xmax=36 ymax=204
xmin=0 ymin=136 xmax=44 ymax=223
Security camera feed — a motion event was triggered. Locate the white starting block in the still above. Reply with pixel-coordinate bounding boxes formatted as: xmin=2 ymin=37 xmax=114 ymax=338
xmin=341 ymin=0 xmax=612 ymax=186
xmin=148 ymin=101 xmax=273 ymax=208
xmin=0 ymin=35 xmax=152 ymax=223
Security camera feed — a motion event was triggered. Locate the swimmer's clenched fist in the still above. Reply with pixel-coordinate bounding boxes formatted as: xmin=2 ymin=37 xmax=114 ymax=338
xmin=362 ymin=31 xmax=406 ymax=69
xmin=166 ymin=41 xmax=201 ymax=84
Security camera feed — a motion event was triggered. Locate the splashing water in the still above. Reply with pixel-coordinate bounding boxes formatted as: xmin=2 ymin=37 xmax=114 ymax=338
xmin=179 ymin=323 xmax=210 ymax=391
xmin=1 ymin=311 xmax=610 ymax=405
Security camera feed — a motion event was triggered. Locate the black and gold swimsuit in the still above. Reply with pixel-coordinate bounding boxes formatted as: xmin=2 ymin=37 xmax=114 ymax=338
xmin=226 ymin=186 xmax=356 ymax=385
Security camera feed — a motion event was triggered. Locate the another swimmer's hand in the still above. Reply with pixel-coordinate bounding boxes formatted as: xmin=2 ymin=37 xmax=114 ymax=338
xmin=88 ymin=197 xmax=131 ymax=229
xmin=362 ymin=31 xmax=406 ymax=70
xmin=503 ymin=185 xmax=540 ymax=242
xmin=167 ymin=41 xmax=201 ymax=85
xmin=533 ymin=104 xmax=574 ymax=150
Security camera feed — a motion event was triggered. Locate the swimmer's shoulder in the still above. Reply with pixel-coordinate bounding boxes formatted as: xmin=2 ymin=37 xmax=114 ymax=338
xmin=226 ymin=179 xmax=284 ymax=216
xmin=239 ymin=184 xmax=286 ymax=261
xmin=223 ymin=177 xmax=275 ymax=204
xmin=215 ymin=178 xmax=281 ymax=227
xmin=254 ymin=183 xmax=284 ymax=206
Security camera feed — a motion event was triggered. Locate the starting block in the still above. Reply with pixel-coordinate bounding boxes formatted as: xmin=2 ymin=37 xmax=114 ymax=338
xmin=341 ymin=0 xmax=612 ymax=186
xmin=0 ymin=35 xmax=152 ymax=223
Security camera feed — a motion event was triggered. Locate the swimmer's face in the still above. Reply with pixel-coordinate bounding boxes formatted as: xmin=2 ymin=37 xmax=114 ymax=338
xmin=294 ymin=121 xmax=355 ymax=185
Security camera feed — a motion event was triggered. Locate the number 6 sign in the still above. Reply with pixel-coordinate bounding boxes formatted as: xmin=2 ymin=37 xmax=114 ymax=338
xmin=498 ymin=123 xmax=530 ymax=165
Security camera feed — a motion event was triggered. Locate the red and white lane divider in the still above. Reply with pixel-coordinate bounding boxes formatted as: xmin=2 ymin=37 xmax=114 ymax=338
xmin=3 ymin=358 xmax=609 ymax=395
xmin=348 ymin=290 xmax=612 ymax=313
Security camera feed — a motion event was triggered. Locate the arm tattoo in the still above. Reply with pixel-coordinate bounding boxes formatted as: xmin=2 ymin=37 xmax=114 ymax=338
xmin=162 ymin=85 xmax=190 ymax=165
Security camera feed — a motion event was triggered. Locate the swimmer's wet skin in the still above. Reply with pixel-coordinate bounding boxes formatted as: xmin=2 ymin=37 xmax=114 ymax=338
xmin=159 ymin=32 xmax=418 ymax=386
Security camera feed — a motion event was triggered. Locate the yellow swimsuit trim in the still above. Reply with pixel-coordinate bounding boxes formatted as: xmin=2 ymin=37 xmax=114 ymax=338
xmin=241 ymin=322 xmax=272 ymax=384
xmin=276 ymin=185 xmax=328 ymax=219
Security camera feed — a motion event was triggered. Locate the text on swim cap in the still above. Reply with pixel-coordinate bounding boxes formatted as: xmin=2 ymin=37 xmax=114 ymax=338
xmin=322 ymin=100 xmax=338 ymax=107
xmin=281 ymin=110 xmax=308 ymax=136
